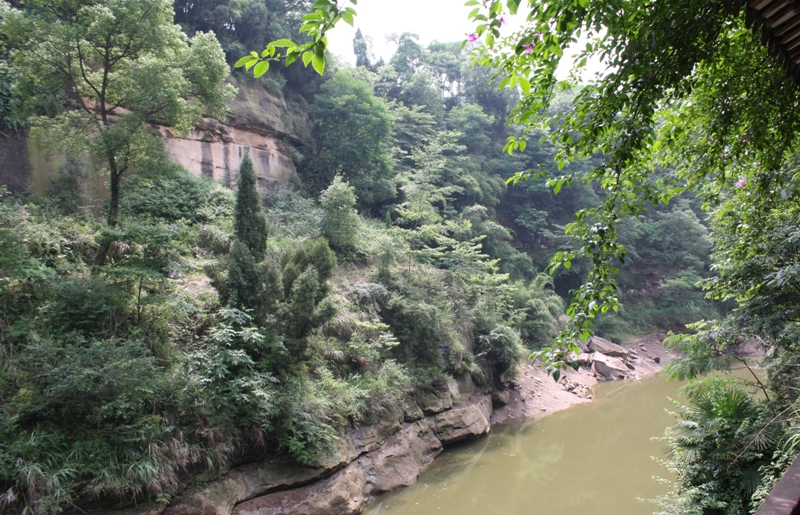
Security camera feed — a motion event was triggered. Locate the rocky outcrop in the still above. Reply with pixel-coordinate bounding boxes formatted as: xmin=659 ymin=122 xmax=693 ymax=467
xmin=160 ymin=82 xmax=314 ymax=191
xmin=357 ymin=419 xmax=443 ymax=495
xmin=161 ymin=119 xmax=298 ymax=191
xmin=0 ymin=132 xmax=31 ymax=193
xmin=588 ymin=336 xmax=629 ymax=358
xmin=592 ymin=352 xmax=630 ymax=381
xmin=232 ymin=465 xmax=367 ymax=515
xmin=491 ymin=389 xmax=510 ymax=407
xmin=232 ymin=419 xmax=447 ymax=515
xmin=6 ymin=81 xmax=314 ymax=197
xmin=433 ymin=397 xmax=492 ymax=445
xmin=126 ymin=378 xmax=489 ymax=515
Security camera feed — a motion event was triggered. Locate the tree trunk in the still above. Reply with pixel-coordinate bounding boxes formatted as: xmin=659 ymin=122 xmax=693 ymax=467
xmin=94 ymin=159 xmax=120 ymax=266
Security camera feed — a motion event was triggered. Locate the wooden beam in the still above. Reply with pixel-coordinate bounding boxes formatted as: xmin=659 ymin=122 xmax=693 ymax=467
xmin=774 ymin=14 xmax=800 ymax=36
xmin=751 ymin=0 xmax=777 ymax=10
xmin=779 ymin=23 xmax=800 ymax=45
xmin=765 ymin=4 xmax=798 ymax=27
xmin=764 ymin=0 xmax=791 ymax=18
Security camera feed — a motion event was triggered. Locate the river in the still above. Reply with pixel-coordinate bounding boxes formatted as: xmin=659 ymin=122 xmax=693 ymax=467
xmin=366 ymin=373 xmax=685 ymax=515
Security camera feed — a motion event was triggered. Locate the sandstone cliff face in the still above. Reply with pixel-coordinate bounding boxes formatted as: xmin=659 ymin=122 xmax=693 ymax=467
xmin=160 ymin=81 xmax=314 ymax=192
xmin=3 ymin=81 xmax=314 ymax=195
xmin=160 ymin=117 xmax=296 ymax=192
xmin=0 ymin=132 xmax=31 ymax=193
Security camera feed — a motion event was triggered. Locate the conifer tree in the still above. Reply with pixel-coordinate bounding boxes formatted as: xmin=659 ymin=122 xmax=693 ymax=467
xmin=320 ymin=176 xmax=359 ymax=252
xmin=234 ymin=151 xmax=268 ymax=263
xmin=227 ymin=240 xmax=259 ymax=309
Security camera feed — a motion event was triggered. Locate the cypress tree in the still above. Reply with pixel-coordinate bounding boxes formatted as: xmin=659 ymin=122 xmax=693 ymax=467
xmin=320 ymin=176 xmax=359 ymax=252
xmin=234 ymin=151 xmax=268 ymax=263
xmin=227 ymin=240 xmax=259 ymax=310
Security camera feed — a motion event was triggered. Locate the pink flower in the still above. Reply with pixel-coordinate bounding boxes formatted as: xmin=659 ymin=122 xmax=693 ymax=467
xmin=499 ymin=16 xmax=507 ymax=25
xmin=466 ymin=33 xmax=478 ymax=43
xmin=736 ymin=179 xmax=746 ymax=188
xmin=523 ymin=42 xmax=535 ymax=54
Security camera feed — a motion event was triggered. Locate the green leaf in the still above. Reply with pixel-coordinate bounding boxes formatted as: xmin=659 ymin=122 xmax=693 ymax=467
xmin=271 ymin=39 xmax=299 ymax=49
xmin=285 ymin=51 xmax=300 ymax=66
xmin=341 ymin=10 xmax=354 ymax=25
xmin=311 ymin=53 xmax=325 ymax=75
xmin=519 ymin=76 xmax=531 ymax=95
xmin=253 ymin=60 xmax=269 ymax=78
xmin=302 ymin=50 xmax=313 ymax=67
xmin=234 ymin=56 xmax=253 ymax=68
xmin=299 ymin=22 xmax=318 ymax=33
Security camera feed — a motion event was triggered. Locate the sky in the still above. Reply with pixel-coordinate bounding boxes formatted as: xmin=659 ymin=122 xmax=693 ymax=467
xmin=325 ymin=1 xmax=606 ymax=79
xmin=326 ymin=0 xmax=479 ymax=65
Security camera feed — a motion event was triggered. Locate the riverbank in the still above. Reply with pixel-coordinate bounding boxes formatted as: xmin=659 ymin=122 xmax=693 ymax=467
xmin=492 ymin=332 xmax=673 ymax=424
xmin=117 ymin=334 xmax=679 ymax=515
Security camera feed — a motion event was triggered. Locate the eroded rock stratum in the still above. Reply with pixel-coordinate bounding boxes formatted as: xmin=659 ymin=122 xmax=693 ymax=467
xmin=121 ymin=379 xmax=490 ymax=515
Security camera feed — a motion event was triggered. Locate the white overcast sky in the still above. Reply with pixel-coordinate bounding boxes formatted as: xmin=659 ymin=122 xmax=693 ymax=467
xmin=326 ymin=0 xmax=479 ymax=65
xmin=325 ymin=1 xmax=605 ymax=79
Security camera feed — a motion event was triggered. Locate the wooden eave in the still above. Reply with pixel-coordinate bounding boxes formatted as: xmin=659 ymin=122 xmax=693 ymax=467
xmin=743 ymin=0 xmax=800 ymax=81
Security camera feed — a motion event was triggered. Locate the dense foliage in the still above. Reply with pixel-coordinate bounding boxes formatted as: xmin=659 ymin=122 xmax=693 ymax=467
xmin=2 ymin=0 xmax=790 ymax=512
xmin=248 ymin=0 xmax=800 ymax=511
xmin=2 ymin=0 xmax=234 ymax=264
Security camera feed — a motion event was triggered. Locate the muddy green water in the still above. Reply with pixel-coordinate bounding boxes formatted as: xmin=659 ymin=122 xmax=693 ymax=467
xmin=366 ymin=374 xmax=685 ymax=515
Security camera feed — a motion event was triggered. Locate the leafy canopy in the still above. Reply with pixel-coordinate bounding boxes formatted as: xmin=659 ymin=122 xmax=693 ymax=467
xmin=4 ymin=0 xmax=233 ymax=262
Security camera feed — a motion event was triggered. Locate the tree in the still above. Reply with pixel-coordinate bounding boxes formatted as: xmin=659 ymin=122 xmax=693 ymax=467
xmin=302 ymin=69 xmax=394 ymax=213
xmin=234 ymin=151 xmax=268 ymax=262
xmin=4 ymin=0 xmax=234 ymax=264
xmin=320 ymin=175 xmax=359 ymax=252
xmin=467 ymin=0 xmax=800 ymax=349
xmin=352 ymin=28 xmax=372 ymax=69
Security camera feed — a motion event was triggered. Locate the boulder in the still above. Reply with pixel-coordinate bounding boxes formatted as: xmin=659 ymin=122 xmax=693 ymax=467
xmin=346 ymin=418 xmax=403 ymax=458
xmin=492 ymin=389 xmax=510 ymax=407
xmin=588 ymin=336 xmax=629 ymax=358
xmin=232 ymin=464 xmax=367 ymax=515
xmin=576 ymin=352 xmax=594 ymax=365
xmin=359 ymin=420 xmax=443 ymax=495
xmin=454 ymin=372 xmax=475 ymax=396
xmin=401 ymin=398 xmax=424 ymax=422
xmin=592 ymin=353 xmax=629 ymax=380
xmin=417 ymin=390 xmax=452 ymax=415
xmin=434 ymin=397 xmax=492 ymax=445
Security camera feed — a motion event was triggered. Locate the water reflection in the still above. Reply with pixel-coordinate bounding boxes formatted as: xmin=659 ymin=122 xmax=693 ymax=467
xmin=367 ymin=374 xmax=686 ymax=515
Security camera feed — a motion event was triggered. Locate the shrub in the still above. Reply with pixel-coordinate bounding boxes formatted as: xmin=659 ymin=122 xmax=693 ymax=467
xmin=280 ymin=238 xmax=336 ymax=297
xmin=196 ymin=224 xmax=232 ymax=255
xmin=46 ymin=277 xmax=132 ymax=336
xmin=475 ymin=324 xmax=525 ymax=382
xmin=48 ymin=157 xmax=89 ymax=216
xmin=123 ymin=161 xmax=232 ymax=225
xmin=279 ymin=267 xmax=336 ymax=346
xmin=320 ymin=176 xmax=359 ymax=253
xmin=1 ymin=338 xmax=203 ymax=513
